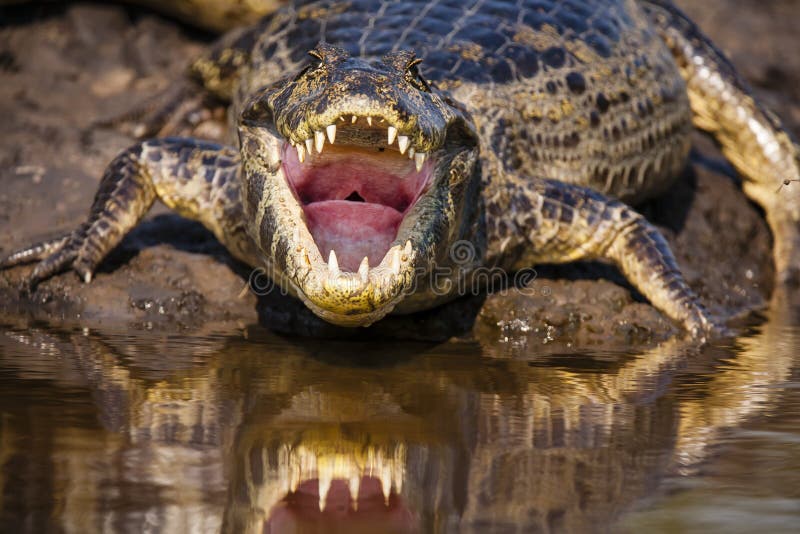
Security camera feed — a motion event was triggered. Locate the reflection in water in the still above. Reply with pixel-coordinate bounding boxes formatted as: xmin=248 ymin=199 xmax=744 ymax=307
xmin=0 ymin=312 xmax=797 ymax=532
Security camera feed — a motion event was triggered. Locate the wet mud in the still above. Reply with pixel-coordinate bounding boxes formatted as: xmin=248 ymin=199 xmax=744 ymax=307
xmin=0 ymin=1 xmax=797 ymax=345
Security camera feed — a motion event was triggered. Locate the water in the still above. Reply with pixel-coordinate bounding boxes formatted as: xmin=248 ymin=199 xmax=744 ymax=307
xmin=0 ymin=313 xmax=798 ymax=533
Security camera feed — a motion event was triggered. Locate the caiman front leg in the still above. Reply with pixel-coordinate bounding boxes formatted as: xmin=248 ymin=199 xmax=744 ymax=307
xmin=0 ymin=138 xmax=259 ymax=287
xmin=97 ymin=24 xmax=258 ymax=139
xmin=641 ymin=0 xmax=800 ymax=286
xmin=491 ymin=179 xmax=714 ymax=335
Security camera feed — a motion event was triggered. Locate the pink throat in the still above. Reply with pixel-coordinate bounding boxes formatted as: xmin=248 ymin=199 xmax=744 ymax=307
xmin=282 ymin=143 xmax=432 ymax=271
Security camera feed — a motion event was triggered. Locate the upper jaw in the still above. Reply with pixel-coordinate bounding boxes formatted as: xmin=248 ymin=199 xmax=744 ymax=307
xmin=288 ymin=113 xmax=433 ymax=172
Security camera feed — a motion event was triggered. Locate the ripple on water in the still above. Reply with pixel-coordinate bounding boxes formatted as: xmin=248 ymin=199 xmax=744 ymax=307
xmin=0 ymin=316 xmax=798 ymax=532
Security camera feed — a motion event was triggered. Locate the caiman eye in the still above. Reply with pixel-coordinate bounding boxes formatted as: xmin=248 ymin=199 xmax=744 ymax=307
xmin=405 ymin=58 xmax=431 ymax=92
xmin=295 ymin=50 xmax=325 ymax=80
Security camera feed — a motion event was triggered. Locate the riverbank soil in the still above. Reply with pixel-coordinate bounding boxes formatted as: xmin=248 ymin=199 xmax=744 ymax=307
xmin=0 ymin=1 xmax=797 ymax=346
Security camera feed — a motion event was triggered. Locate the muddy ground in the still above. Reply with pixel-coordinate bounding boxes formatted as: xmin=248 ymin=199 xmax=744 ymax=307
xmin=0 ymin=1 xmax=798 ymax=346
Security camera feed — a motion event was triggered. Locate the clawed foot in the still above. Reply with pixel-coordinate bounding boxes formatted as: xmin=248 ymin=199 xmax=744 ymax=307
xmin=682 ymin=303 xmax=733 ymax=340
xmin=0 ymin=226 xmax=96 ymax=290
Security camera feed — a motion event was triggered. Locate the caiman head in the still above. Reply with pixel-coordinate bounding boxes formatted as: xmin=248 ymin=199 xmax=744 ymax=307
xmin=238 ymin=43 xmax=481 ymax=327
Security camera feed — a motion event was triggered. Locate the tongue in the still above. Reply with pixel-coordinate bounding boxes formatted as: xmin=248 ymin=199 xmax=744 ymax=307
xmin=304 ymin=201 xmax=403 ymax=271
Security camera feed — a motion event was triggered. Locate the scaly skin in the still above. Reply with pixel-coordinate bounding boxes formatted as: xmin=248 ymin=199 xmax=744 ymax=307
xmin=3 ymin=0 xmax=800 ymax=334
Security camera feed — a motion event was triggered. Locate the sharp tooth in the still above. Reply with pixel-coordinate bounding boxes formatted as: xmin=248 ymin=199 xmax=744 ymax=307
xmin=358 ymin=256 xmax=369 ymax=283
xmin=350 ymin=475 xmax=361 ymax=510
xmin=380 ymin=470 xmax=392 ymax=506
xmin=366 ymin=116 xmax=373 ymax=126
xmin=305 ymin=138 xmax=313 ymax=154
xmin=394 ymin=469 xmax=403 ymax=494
xmin=326 ymin=124 xmax=337 ymax=144
xmin=296 ymin=144 xmax=306 ymax=163
xmin=390 ymin=248 xmax=401 ymax=274
xmin=398 ymin=135 xmax=410 ymax=154
xmin=328 ymin=250 xmax=340 ymax=276
xmin=314 ymin=130 xmax=325 ymax=153
xmin=339 ymin=116 xmax=346 ymax=122
xmin=415 ymin=152 xmax=426 ymax=172
xmin=404 ymin=240 xmax=412 ymax=259
xmin=351 ymin=115 xmax=358 ymax=124
xmin=387 ymin=126 xmax=398 ymax=145
xmin=318 ymin=470 xmax=332 ymax=512
xmin=408 ymin=147 xmax=415 ymax=159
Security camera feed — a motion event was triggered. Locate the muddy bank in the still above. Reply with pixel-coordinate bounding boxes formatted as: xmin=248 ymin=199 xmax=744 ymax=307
xmin=0 ymin=1 xmax=797 ymax=346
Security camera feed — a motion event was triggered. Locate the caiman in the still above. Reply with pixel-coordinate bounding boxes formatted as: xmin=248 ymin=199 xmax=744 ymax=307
xmin=3 ymin=0 xmax=800 ymax=334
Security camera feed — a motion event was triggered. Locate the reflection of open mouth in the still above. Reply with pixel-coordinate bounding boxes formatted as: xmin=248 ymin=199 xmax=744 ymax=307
xmin=267 ymin=476 xmax=416 ymax=533
xmin=282 ymin=116 xmax=433 ymax=272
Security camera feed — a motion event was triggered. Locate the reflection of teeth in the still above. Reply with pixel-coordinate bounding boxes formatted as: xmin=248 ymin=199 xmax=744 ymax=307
xmin=387 ymin=126 xmax=398 ymax=145
xmin=358 ymin=256 xmax=369 ymax=283
xmin=328 ymin=250 xmax=340 ymax=276
xmin=398 ymin=135 xmax=410 ymax=154
xmin=318 ymin=466 xmax=332 ymax=512
xmin=296 ymin=144 xmax=306 ymax=163
xmin=366 ymin=116 xmax=373 ymax=126
xmin=415 ymin=152 xmax=426 ymax=172
xmin=326 ymin=124 xmax=337 ymax=144
xmin=314 ymin=130 xmax=325 ymax=153
xmin=269 ymin=444 xmax=407 ymax=513
xmin=379 ymin=470 xmax=391 ymax=505
xmin=305 ymin=138 xmax=313 ymax=155
xmin=349 ymin=475 xmax=361 ymax=510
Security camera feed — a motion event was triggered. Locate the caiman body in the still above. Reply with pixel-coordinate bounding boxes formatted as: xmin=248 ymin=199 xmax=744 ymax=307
xmin=3 ymin=0 xmax=800 ymax=334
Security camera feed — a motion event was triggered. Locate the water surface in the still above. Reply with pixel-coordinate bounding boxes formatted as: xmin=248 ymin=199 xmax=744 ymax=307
xmin=0 ymin=314 xmax=798 ymax=533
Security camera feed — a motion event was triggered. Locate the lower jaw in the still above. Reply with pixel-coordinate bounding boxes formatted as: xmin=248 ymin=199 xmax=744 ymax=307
xmin=303 ymin=200 xmax=404 ymax=272
xmin=298 ymin=292 xmax=402 ymax=328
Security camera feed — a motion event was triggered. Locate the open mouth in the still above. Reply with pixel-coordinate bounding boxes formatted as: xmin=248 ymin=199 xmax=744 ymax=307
xmin=282 ymin=116 xmax=434 ymax=273
xmin=267 ymin=475 xmax=414 ymax=530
